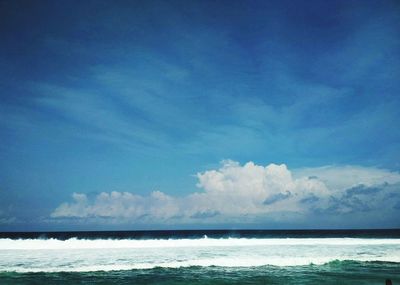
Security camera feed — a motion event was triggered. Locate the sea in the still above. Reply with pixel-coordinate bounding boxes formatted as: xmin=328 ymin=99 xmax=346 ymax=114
xmin=0 ymin=229 xmax=399 ymax=284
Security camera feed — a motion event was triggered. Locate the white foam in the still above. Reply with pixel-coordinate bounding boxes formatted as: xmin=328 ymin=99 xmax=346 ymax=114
xmin=0 ymin=237 xmax=399 ymax=272
xmin=1 ymin=237 xmax=399 ymax=250
xmin=3 ymin=255 xmax=400 ymax=273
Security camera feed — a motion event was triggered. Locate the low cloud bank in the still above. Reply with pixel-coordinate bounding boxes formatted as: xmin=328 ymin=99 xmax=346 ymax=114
xmin=51 ymin=160 xmax=400 ymax=224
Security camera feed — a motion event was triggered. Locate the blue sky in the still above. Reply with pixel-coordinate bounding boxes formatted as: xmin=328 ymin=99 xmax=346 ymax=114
xmin=1 ymin=0 xmax=400 ymax=230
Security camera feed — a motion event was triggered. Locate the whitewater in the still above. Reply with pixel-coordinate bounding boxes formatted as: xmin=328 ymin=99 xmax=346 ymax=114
xmin=1 ymin=237 xmax=399 ymax=273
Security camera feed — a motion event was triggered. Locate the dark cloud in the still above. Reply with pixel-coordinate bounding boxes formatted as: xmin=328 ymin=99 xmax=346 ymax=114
xmin=263 ymin=192 xmax=291 ymax=205
xmin=318 ymin=183 xmax=400 ymax=215
xmin=344 ymin=184 xmax=382 ymax=198
xmin=300 ymin=195 xmax=319 ymax=204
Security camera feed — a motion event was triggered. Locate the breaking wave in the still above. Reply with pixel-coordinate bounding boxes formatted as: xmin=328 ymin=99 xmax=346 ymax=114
xmin=1 ymin=237 xmax=399 ymax=272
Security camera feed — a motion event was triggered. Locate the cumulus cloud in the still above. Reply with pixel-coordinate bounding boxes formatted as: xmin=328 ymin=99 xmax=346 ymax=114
xmin=51 ymin=160 xmax=400 ymax=224
xmin=51 ymin=191 xmax=180 ymax=220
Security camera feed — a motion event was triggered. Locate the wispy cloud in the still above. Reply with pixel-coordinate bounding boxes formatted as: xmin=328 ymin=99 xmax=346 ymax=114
xmin=1 ymin=0 xmax=400 ymax=230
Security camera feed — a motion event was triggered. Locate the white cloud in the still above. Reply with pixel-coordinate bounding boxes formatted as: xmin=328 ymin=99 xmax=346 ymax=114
xmin=293 ymin=165 xmax=400 ymax=192
xmin=51 ymin=191 xmax=180 ymax=220
xmin=51 ymin=161 xmax=400 ymax=223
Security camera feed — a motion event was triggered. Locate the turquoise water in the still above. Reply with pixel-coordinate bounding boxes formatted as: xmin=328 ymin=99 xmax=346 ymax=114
xmin=0 ymin=230 xmax=399 ymax=284
xmin=1 ymin=261 xmax=399 ymax=284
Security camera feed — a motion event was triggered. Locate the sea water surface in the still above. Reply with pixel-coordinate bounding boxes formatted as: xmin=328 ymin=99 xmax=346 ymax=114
xmin=0 ymin=230 xmax=399 ymax=284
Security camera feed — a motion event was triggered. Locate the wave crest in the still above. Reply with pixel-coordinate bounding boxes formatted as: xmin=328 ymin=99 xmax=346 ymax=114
xmin=1 ymin=237 xmax=399 ymax=273
xmin=1 ymin=237 xmax=400 ymax=250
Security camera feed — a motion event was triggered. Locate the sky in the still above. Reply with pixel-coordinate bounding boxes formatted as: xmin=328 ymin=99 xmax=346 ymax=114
xmin=1 ymin=0 xmax=400 ymax=231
